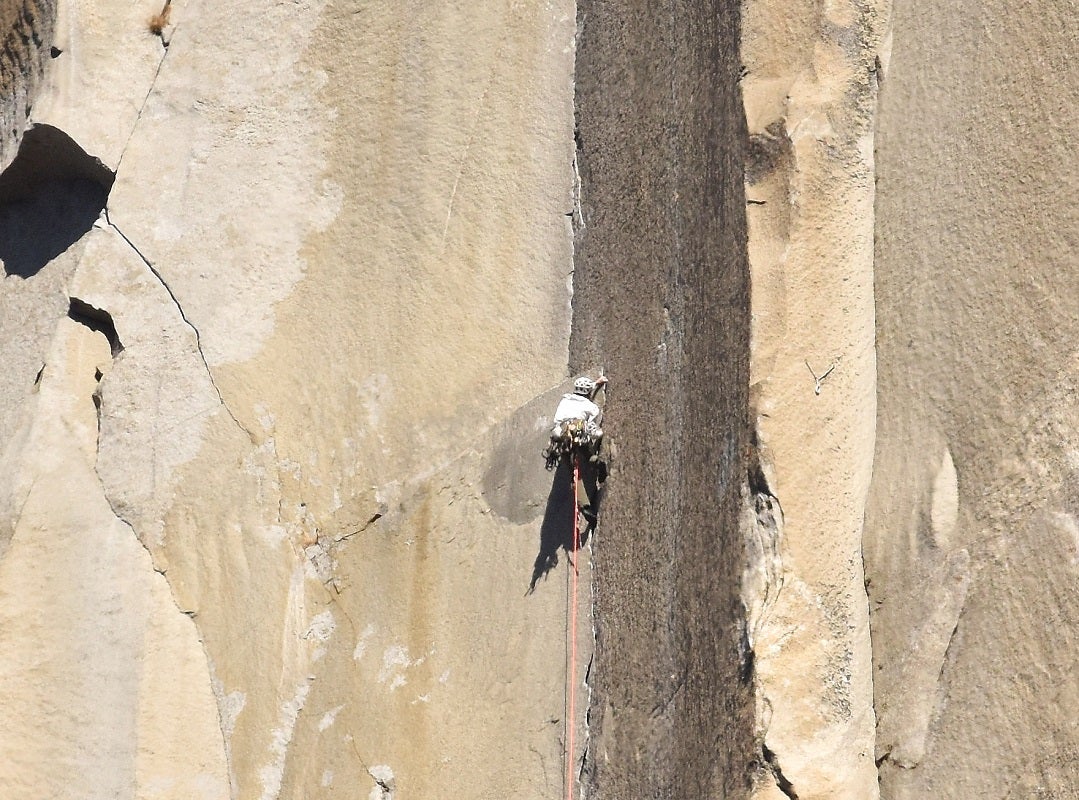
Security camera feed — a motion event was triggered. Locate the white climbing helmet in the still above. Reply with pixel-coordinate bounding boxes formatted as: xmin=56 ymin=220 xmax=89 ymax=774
xmin=573 ymin=376 xmax=596 ymax=396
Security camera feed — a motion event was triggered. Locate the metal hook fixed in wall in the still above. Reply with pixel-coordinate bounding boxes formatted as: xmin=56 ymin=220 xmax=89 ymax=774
xmin=805 ymin=359 xmax=838 ymax=395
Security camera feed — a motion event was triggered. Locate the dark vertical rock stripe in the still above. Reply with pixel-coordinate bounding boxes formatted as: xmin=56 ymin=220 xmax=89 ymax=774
xmin=572 ymin=1 xmax=756 ymax=796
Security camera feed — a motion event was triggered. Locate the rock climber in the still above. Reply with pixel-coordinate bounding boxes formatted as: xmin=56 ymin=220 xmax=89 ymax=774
xmin=545 ymin=375 xmax=606 ymax=463
xmin=543 ymin=374 xmax=608 ymax=535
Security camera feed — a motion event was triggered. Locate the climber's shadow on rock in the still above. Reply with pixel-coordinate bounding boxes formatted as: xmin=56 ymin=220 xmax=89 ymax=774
xmin=527 ymin=456 xmax=603 ymax=594
xmin=528 ymin=458 xmax=575 ymax=594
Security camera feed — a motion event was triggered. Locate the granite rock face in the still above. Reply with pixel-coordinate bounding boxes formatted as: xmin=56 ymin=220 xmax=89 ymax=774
xmin=2 ymin=0 xmax=1076 ymax=798
xmin=741 ymin=0 xmax=885 ymax=795
xmin=573 ymin=1 xmax=755 ymax=796
xmin=1 ymin=1 xmax=577 ymax=798
xmin=0 ymin=0 xmax=54 ymax=169
xmin=866 ymin=0 xmax=1079 ymax=796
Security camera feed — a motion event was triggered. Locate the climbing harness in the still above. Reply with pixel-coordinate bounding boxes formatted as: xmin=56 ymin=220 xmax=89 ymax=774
xmin=544 ymin=420 xmax=598 ymax=471
xmin=564 ymin=454 xmax=581 ymax=800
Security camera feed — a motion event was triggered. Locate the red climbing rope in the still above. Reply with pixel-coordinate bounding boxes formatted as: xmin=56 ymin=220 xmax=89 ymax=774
xmin=565 ymin=454 xmax=580 ymax=800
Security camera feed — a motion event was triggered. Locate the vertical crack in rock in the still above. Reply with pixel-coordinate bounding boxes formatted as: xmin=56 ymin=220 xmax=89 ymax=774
xmin=66 ymin=298 xmax=119 ymax=458
xmin=103 ymin=214 xmax=256 ymax=443
xmin=568 ymin=143 xmax=585 ymax=235
xmin=744 ymin=438 xmax=784 ymax=644
xmin=744 ymin=437 xmax=795 ymax=796
xmin=741 ymin=0 xmax=886 ymax=787
xmin=581 ymin=588 xmax=596 ymax=786
xmin=91 ymin=367 xmax=103 ymax=452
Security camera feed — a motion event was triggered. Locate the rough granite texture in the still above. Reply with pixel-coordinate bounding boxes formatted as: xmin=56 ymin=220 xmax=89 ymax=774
xmin=572 ymin=1 xmax=756 ymax=796
xmin=2 ymin=0 xmax=1077 ymax=798
xmin=0 ymin=0 xmax=54 ymax=169
xmin=866 ymin=0 xmax=1079 ymax=796
xmin=741 ymin=0 xmax=885 ymax=795
xmin=1 ymin=1 xmax=579 ymax=798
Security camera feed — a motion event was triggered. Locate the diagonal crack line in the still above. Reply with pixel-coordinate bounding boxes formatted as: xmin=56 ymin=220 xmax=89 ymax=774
xmin=346 ymin=739 xmax=394 ymax=799
xmin=113 ymin=21 xmax=175 ymax=178
xmin=105 ymin=215 xmax=256 ymax=443
xmin=96 ymin=461 xmax=136 ymax=530
xmin=91 ymin=462 xmax=234 ymax=781
xmin=937 ymin=617 xmax=962 ymax=686
xmin=762 ymin=744 xmax=798 ymax=800
xmin=333 ymin=512 xmax=384 ymax=543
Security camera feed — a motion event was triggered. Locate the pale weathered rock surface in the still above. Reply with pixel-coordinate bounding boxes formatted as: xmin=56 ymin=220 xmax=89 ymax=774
xmin=1 ymin=1 xmax=579 ymax=798
xmin=866 ymin=0 xmax=1079 ymax=796
xmin=741 ymin=0 xmax=886 ymax=795
xmin=31 ymin=0 xmax=169 ymax=170
xmin=3 ymin=0 xmax=1076 ymax=797
xmin=0 ymin=292 xmax=229 ymax=799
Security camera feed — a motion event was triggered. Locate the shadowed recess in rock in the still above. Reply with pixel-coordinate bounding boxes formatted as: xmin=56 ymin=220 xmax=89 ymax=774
xmin=0 ymin=124 xmax=113 ymax=278
xmin=68 ymin=297 xmax=123 ymax=356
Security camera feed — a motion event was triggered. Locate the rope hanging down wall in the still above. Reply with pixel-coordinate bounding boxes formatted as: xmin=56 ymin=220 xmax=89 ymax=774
xmin=565 ymin=455 xmax=581 ymax=800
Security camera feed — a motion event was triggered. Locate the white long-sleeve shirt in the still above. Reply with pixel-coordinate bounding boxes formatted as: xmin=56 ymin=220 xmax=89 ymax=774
xmin=553 ymin=393 xmax=601 ymax=425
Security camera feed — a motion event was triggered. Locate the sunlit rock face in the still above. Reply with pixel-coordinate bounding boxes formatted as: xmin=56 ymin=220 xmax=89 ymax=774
xmin=866 ymin=0 xmax=1079 ymax=797
xmin=2 ymin=1 xmax=1074 ymax=799
xmin=740 ymin=0 xmax=886 ymax=794
xmin=0 ymin=2 xmax=576 ymax=798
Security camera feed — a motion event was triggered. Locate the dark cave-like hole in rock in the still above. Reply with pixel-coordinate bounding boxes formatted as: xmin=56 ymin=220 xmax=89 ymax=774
xmin=0 ymin=124 xmax=114 ymax=278
xmin=68 ymin=296 xmax=123 ymax=356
